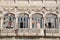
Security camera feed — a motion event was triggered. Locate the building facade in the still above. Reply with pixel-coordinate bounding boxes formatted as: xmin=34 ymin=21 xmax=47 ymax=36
xmin=0 ymin=0 xmax=60 ymax=40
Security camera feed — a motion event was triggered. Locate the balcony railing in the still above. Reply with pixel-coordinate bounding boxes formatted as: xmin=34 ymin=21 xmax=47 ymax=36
xmin=1 ymin=28 xmax=16 ymax=36
xmin=16 ymin=28 xmax=44 ymax=36
xmin=16 ymin=28 xmax=29 ymax=36
xmin=0 ymin=28 xmax=60 ymax=37
xmin=45 ymin=29 xmax=60 ymax=36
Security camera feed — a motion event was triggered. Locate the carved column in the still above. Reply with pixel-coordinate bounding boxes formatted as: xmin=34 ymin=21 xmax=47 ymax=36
xmin=1 ymin=17 xmax=3 ymax=28
xmin=1 ymin=11 xmax=4 ymax=29
xmin=29 ymin=12 xmax=32 ymax=29
xmin=15 ymin=8 xmax=18 ymax=29
xmin=43 ymin=14 xmax=45 ymax=29
xmin=30 ymin=15 xmax=32 ymax=29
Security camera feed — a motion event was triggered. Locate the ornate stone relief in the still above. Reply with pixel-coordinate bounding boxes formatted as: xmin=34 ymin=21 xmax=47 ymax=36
xmin=9 ymin=8 xmax=15 ymax=12
xmin=30 ymin=7 xmax=59 ymax=14
xmin=2 ymin=6 xmax=59 ymax=14
xmin=3 ymin=7 xmax=15 ymax=12
xmin=31 ymin=8 xmax=41 ymax=12
xmin=16 ymin=8 xmax=28 ymax=12
xmin=44 ymin=7 xmax=59 ymax=13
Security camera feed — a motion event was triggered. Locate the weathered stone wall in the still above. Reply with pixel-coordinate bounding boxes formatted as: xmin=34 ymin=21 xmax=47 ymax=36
xmin=0 ymin=0 xmax=60 ymax=40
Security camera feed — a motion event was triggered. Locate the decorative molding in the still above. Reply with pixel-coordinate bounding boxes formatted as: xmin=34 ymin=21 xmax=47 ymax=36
xmin=2 ymin=6 xmax=60 ymax=14
xmin=3 ymin=7 xmax=15 ymax=12
xmin=3 ymin=8 xmax=8 ymax=11
xmin=16 ymin=7 xmax=28 ymax=12
xmin=9 ymin=8 xmax=15 ymax=12
xmin=31 ymin=7 xmax=43 ymax=12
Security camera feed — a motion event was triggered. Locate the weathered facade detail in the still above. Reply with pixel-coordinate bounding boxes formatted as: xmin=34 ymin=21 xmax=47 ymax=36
xmin=0 ymin=0 xmax=60 ymax=40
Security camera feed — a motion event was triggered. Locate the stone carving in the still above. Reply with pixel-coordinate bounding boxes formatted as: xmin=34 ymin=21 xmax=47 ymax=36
xmin=16 ymin=7 xmax=28 ymax=12
xmin=3 ymin=7 xmax=15 ymax=12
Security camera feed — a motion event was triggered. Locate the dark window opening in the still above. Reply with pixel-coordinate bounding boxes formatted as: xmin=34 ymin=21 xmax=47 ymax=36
xmin=45 ymin=23 xmax=47 ymax=28
xmin=48 ymin=22 xmax=51 ymax=28
xmin=20 ymin=22 xmax=23 ymax=28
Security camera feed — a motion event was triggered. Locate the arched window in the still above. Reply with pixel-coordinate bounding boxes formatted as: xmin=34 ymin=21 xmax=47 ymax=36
xmin=32 ymin=13 xmax=43 ymax=28
xmin=45 ymin=13 xmax=58 ymax=29
xmin=3 ymin=13 xmax=15 ymax=28
xmin=18 ymin=13 xmax=29 ymax=28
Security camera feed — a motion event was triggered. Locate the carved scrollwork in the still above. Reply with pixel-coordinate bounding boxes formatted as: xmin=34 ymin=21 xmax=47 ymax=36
xmin=16 ymin=7 xmax=28 ymax=12
xmin=43 ymin=7 xmax=55 ymax=12
xmin=3 ymin=7 xmax=8 ymax=11
xmin=32 ymin=8 xmax=40 ymax=12
xmin=3 ymin=7 xmax=15 ymax=12
xmin=43 ymin=7 xmax=59 ymax=13
xmin=3 ymin=6 xmax=59 ymax=14
xmin=31 ymin=8 xmax=43 ymax=12
xmin=31 ymin=7 xmax=59 ymax=14
xmin=9 ymin=8 xmax=15 ymax=12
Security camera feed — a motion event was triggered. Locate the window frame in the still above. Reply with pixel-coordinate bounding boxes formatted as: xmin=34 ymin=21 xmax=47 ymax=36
xmin=32 ymin=13 xmax=43 ymax=28
xmin=45 ymin=13 xmax=58 ymax=29
xmin=3 ymin=13 xmax=15 ymax=28
xmin=18 ymin=13 xmax=29 ymax=28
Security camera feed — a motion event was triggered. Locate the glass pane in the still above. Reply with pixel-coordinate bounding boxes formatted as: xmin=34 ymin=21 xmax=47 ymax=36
xmin=46 ymin=14 xmax=58 ymax=29
xmin=3 ymin=13 xmax=15 ymax=28
xmin=32 ymin=13 xmax=43 ymax=28
xmin=18 ymin=13 xmax=29 ymax=28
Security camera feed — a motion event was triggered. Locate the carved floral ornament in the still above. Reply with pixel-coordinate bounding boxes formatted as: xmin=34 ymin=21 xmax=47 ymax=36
xmin=16 ymin=8 xmax=28 ymax=12
xmin=2 ymin=7 xmax=59 ymax=13
xmin=3 ymin=7 xmax=15 ymax=12
xmin=31 ymin=7 xmax=59 ymax=13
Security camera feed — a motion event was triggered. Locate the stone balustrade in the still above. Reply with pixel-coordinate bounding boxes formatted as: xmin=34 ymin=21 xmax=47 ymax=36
xmin=44 ymin=29 xmax=60 ymax=36
xmin=0 ymin=28 xmax=60 ymax=37
xmin=1 ymin=28 xmax=16 ymax=36
xmin=15 ymin=28 xmax=44 ymax=36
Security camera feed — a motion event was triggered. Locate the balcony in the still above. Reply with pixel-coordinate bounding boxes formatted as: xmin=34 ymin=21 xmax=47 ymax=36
xmin=16 ymin=28 xmax=44 ymax=36
xmin=44 ymin=29 xmax=60 ymax=36
xmin=16 ymin=28 xmax=30 ymax=36
xmin=0 ymin=28 xmax=60 ymax=37
xmin=29 ymin=28 xmax=44 ymax=36
xmin=1 ymin=28 xmax=16 ymax=36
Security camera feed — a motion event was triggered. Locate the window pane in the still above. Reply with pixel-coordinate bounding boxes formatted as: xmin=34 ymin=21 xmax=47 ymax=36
xmin=18 ymin=13 xmax=29 ymax=28
xmin=3 ymin=13 xmax=15 ymax=28
xmin=46 ymin=14 xmax=58 ymax=29
xmin=32 ymin=13 xmax=43 ymax=28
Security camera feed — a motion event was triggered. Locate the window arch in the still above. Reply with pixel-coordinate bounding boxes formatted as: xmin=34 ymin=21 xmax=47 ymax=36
xmin=3 ymin=13 xmax=15 ymax=28
xmin=18 ymin=13 xmax=29 ymax=28
xmin=32 ymin=13 xmax=43 ymax=28
xmin=45 ymin=13 xmax=58 ymax=29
